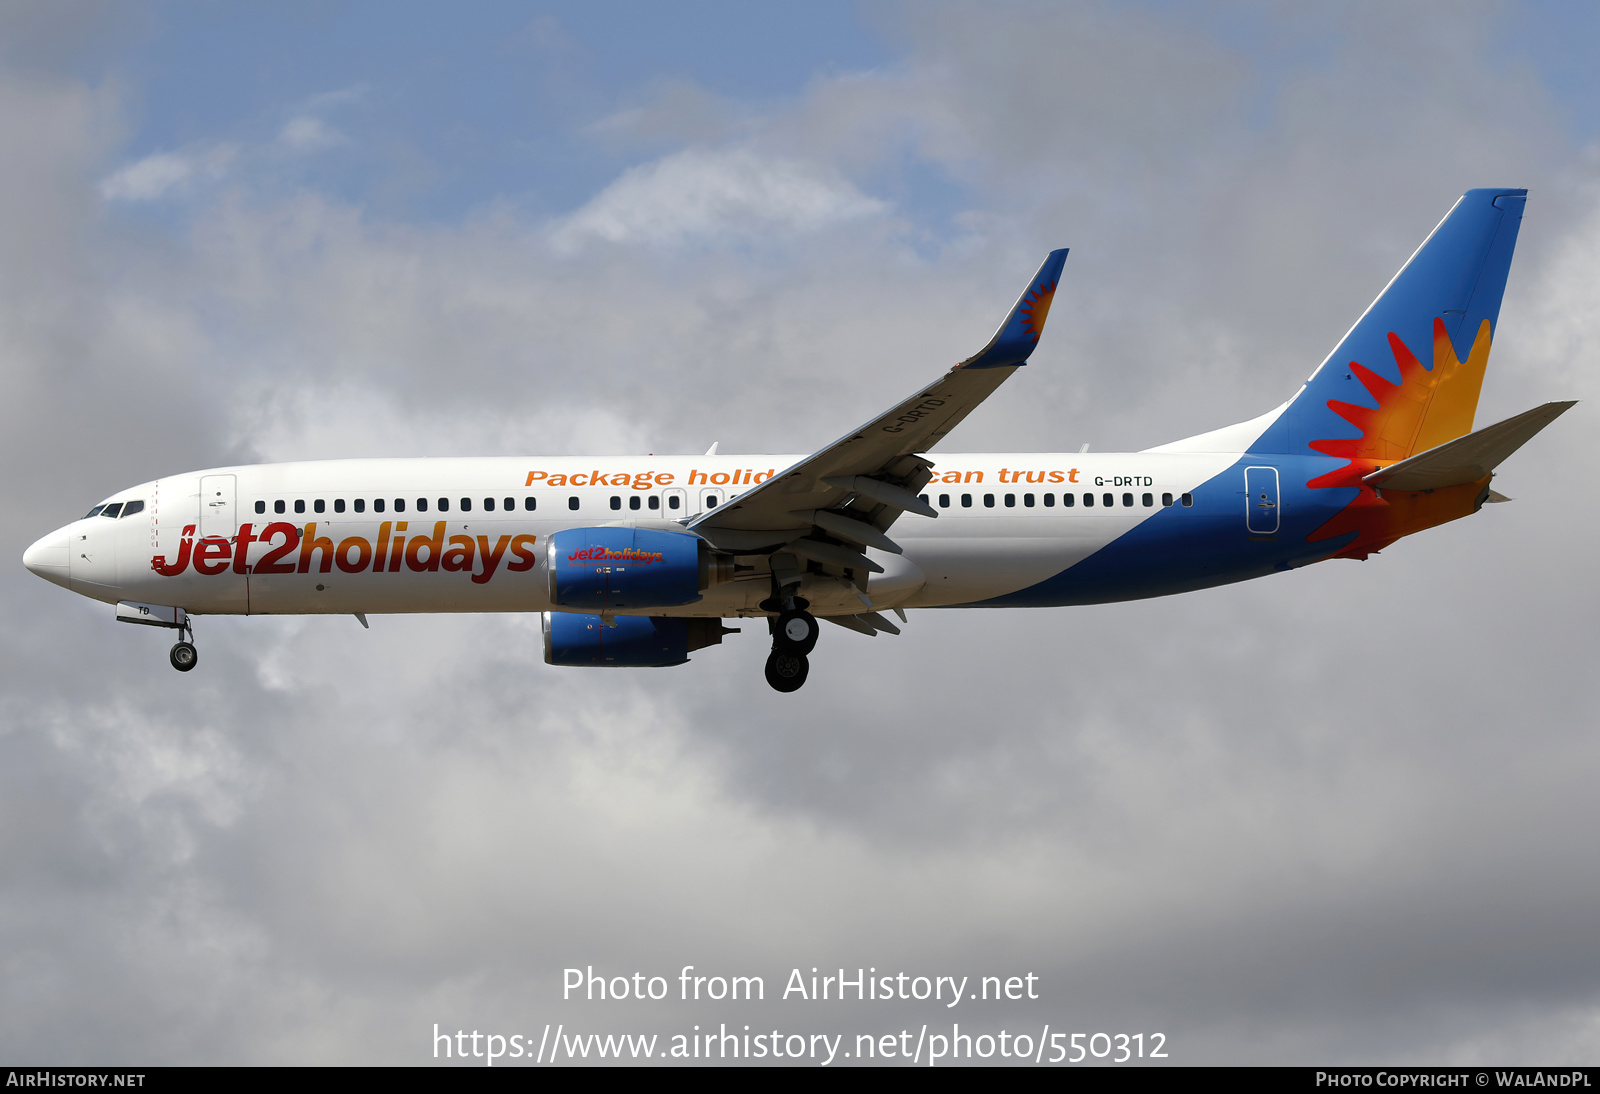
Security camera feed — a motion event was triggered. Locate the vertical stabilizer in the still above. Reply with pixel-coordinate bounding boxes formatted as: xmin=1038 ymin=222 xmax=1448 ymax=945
xmin=1250 ymin=189 xmax=1526 ymax=458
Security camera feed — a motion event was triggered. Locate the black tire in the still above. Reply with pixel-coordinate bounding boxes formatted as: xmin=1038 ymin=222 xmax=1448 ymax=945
xmin=764 ymin=650 xmax=808 ymax=693
xmin=169 ymin=641 xmax=198 ymax=672
xmin=774 ymin=610 xmax=819 ymax=655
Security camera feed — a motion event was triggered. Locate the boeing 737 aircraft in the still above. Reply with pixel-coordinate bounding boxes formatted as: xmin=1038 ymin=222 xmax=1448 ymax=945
xmin=23 ymin=188 xmax=1574 ymax=691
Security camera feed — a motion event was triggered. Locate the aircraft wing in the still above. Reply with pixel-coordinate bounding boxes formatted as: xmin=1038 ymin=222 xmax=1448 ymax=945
xmin=688 ymin=249 xmax=1068 ymax=570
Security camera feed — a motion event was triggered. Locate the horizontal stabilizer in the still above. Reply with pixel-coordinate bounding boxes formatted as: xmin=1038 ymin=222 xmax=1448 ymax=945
xmin=1364 ymin=400 xmax=1576 ymax=491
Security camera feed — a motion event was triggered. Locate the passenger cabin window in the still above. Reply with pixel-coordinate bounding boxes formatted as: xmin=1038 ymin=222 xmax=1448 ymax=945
xmin=255 ymin=501 xmax=266 ymax=514
xmin=1121 ymin=493 xmax=1133 ymax=507
xmin=274 ymin=500 xmax=286 ymax=514
xmin=1024 ymin=493 xmax=1035 ymax=507
xmin=503 ymin=497 xmax=514 ymax=511
xmin=484 ymin=497 xmax=495 ymax=512
xmin=961 ymin=494 xmax=972 ymax=507
xmin=984 ymin=494 xmax=996 ymax=507
xmin=1162 ymin=493 xmax=1173 ymax=507
xmin=1181 ymin=493 xmax=1194 ymax=507
xmin=314 ymin=499 xmax=325 ymax=513
xmin=1142 ymin=493 xmax=1153 ymax=507
xmin=705 ymin=494 xmax=720 ymax=508
xmin=101 ymin=503 xmax=123 ymax=519
xmin=121 ymin=500 xmax=145 ymax=517
xmin=295 ymin=499 xmax=306 ymax=514
xmin=374 ymin=499 xmax=385 ymax=513
xmin=1083 ymin=493 xmax=1094 ymax=507
xmin=647 ymin=496 xmax=658 ymax=510
xmin=417 ymin=498 xmax=428 ymax=512
xmin=460 ymin=498 xmax=471 ymax=512
xmin=667 ymin=495 xmax=680 ymax=510
xmin=394 ymin=499 xmax=406 ymax=513
xmin=335 ymin=499 xmax=346 ymax=513
xmin=1004 ymin=493 xmax=1016 ymax=507
xmin=524 ymin=497 xmax=536 ymax=511
xmin=610 ymin=496 xmax=622 ymax=510
xmin=1104 ymin=493 xmax=1114 ymax=507
xmin=939 ymin=494 xmax=951 ymax=508
xmin=354 ymin=499 xmax=365 ymax=513
xmin=629 ymin=496 xmax=641 ymax=510
xmin=1043 ymin=493 xmax=1055 ymax=507
xmin=437 ymin=498 xmax=449 ymax=512
xmin=568 ymin=496 xmax=579 ymax=510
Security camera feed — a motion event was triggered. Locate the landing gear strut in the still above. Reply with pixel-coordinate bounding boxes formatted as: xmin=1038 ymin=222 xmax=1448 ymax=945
xmin=761 ymin=594 xmax=816 ymax=693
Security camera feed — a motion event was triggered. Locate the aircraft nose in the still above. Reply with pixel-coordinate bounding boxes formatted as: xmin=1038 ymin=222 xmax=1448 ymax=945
xmin=23 ymin=528 xmax=71 ymax=589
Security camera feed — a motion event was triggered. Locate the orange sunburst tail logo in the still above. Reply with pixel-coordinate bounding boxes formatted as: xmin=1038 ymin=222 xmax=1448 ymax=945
xmin=1306 ymin=318 xmax=1495 ymax=557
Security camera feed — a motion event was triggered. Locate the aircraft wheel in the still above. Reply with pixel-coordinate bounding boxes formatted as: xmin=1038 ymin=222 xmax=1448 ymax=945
xmin=774 ymin=610 xmax=819 ymax=654
xmin=764 ymin=650 xmax=809 ymax=693
xmin=169 ymin=641 xmax=198 ymax=672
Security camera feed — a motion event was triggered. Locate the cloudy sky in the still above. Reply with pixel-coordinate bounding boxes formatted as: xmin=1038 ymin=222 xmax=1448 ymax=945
xmin=4 ymin=0 xmax=1599 ymax=1067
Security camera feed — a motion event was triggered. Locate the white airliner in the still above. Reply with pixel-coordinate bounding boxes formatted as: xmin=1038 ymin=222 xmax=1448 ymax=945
xmin=23 ymin=188 xmax=1573 ymax=691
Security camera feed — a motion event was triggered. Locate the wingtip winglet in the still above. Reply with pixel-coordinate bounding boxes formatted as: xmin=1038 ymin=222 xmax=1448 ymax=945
xmin=959 ymin=248 xmax=1069 ymax=370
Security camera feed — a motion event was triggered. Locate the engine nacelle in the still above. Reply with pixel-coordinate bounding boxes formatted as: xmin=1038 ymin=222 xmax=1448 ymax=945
xmin=546 ymin=526 xmax=716 ymax=611
xmin=542 ymin=613 xmax=731 ymax=667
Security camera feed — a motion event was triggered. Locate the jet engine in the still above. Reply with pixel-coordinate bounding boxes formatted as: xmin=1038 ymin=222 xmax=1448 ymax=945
xmin=546 ymin=527 xmax=732 ymax=612
xmin=542 ymin=613 xmax=734 ymax=667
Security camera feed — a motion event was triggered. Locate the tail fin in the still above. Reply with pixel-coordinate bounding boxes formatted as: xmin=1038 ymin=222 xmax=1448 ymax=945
xmin=1250 ymin=189 xmax=1526 ymax=458
xmin=958 ymin=248 xmax=1069 ymax=369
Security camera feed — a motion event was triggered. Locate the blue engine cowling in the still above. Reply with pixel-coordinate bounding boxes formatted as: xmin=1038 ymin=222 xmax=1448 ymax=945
xmin=542 ymin=613 xmax=732 ymax=667
xmin=546 ymin=527 xmax=704 ymax=611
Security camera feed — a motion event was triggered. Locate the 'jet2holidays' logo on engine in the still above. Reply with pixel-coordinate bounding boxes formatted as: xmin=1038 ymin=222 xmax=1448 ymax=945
xmin=566 ymin=546 xmax=664 ymax=565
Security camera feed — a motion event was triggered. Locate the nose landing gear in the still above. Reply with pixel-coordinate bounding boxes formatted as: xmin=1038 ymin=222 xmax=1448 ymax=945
xmin=167 ymin=617 xmax=198 ymax=673
xmin=169 ymin=640 xmax=198 ymax=672
xmin=761 ymin=595 xmax=817 ymax=693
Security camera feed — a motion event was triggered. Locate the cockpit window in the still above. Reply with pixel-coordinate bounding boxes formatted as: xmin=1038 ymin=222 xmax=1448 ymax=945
xmin=85 ymin=505 xmax=106 ymax=519
xmin=100 ymin=502 xmax=123 ymax=519
xmin=120 ymin=500 xmax=145 ymax=518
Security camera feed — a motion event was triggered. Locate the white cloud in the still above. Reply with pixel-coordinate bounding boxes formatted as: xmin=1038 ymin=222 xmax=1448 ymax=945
xmin=549 ymin=147 xmax=888 ymax=250
xmin=97 ymin=144 xmax=237 ymax=202
xmin=278 ymin=116 xmax=346 ymax=154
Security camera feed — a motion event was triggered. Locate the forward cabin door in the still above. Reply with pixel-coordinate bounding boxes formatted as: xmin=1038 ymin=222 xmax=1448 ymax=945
xmin=1244 ymin=466 xmax=1280 ymax=535
xmin=197 ymin=473 xmax=249 ymax=613
xmin=199 ymin=475 xmax=235 ymax=538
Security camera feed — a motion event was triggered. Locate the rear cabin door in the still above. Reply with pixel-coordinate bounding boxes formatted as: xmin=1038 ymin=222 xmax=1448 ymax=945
xmin=1244 ymin=466 xmax=1280 ymax=535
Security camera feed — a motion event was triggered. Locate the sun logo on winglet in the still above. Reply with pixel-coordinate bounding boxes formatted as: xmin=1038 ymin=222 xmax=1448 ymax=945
xmin=1018 ymin=281 xmax=1056 ymax=342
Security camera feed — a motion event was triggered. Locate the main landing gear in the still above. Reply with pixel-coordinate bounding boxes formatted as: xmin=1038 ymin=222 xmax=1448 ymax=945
xmin=761 ymin=596 xmax=818 ymax=693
